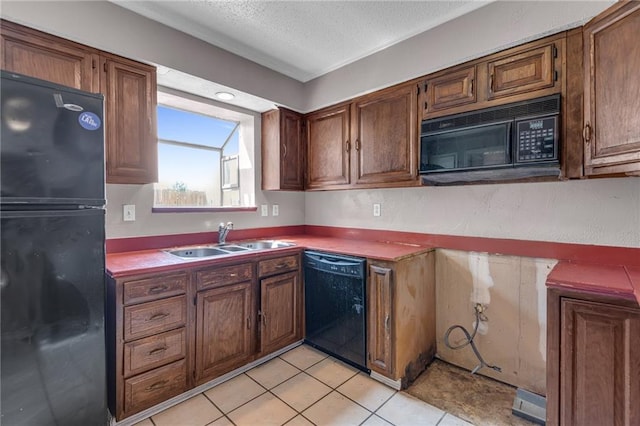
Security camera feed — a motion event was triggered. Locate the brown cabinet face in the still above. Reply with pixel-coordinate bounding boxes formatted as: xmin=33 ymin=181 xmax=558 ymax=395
xmin=306 ymin=104 xmax=351 ymax=188
xmin=103 ymin=56 xmax=158 ymax=184
xmin=367 ymin=264 xmax=394 ymax=376
xmin=123 ymin=359 xmax=187 ymax=416
xmin=353 ymin=83 xmax=418 ymax=185
xmin=260 ymin=271 xmax=301 ymax=354
xmin=123 ymin=295 xmax=187 ymax=341
xmin=0 ymin=20 xmax=98 ymax=92
xmin=487 ymin=44 xmax=555 ymax=100
xmin=258 ymin=255 xmax=299 ymax=277
xmin=123 ymin=273 xmax=187 ymax=305
xmin=195 ymin=281 xmax=254 ymax=384
xmin=123 ymin=328 xmax=187 ymax=378
xmin=424 ymin=66 xmax=476 ymax=114
xmin=559 ymin=298 xmax=640 ymax=426
xmin=261 ymin=108 xmax=305 ymax=191
xmin=583 ymin=3 xmax=640 ymax=176
xmin=196 ymin=262 xmax=253 ymax=291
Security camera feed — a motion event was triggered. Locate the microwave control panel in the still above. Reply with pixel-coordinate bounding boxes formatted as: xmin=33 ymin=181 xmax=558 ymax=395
xmin=515 ymin=116 xmax=558 ymax=163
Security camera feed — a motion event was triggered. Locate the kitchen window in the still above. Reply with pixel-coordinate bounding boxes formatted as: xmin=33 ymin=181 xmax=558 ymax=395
xmin=153 ymin=89 xmax=256 ymax=212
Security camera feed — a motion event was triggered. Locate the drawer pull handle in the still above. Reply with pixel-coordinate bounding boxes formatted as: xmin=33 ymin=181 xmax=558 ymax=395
xmin=229 ymin=273 xmax=237 ymax=277
xmin=146 ymin=380 xmax=168 ymax=391
xmin=385 ymin=314 xmax=390 ymax=331
xmin=149 ymin=285 xmax=169 ymax=293
xmin=149 ymin=312 xmax=170 ymax=321
xmin=275 ymin=263 xmax=287 ymax=269
xmin=148 ymin=346 xmax=168 ymax=356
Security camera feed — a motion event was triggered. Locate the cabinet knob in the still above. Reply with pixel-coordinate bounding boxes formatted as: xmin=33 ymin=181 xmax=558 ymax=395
xmin=345 ymin=140 xmax=350 ymax=153
xmin=282 ymin=143 xmax=288 ymax=158
xmin=355 ymin=139 xmax=361 ymax=151
xmin=583 ymin=124 xmax=592 ymax=143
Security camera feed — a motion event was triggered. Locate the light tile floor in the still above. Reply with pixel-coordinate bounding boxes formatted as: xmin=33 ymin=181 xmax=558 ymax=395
xmin=134 ymin=345 xmax=473 ymax=426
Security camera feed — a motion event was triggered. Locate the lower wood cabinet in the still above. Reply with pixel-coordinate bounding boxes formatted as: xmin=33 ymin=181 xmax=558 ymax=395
xmin=108 ymin=251 xmax=303 ymax=421
xmin=367 ymin=250 xmax=436 ymax=388
xmin=547 ymin=289 xmax=640 ymax=426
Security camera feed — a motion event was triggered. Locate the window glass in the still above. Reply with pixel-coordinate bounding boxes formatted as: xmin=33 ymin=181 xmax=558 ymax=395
xmin=157 ymin=106 xmax=236 ymax=148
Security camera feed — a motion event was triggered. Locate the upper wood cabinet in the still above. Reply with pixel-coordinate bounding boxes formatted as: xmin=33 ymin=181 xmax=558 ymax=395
xmin=352 ymin=82 xmax=418 ymax=186
xmin=261 ymin=107 xmax=305 ymax=191
xmin=0 ymin=20 xmax=158 ymax=184
xmin=0 ymin=20 xmax=98 ymax=92
xmin=306 ymin=103 xmax=351 ymax=189
xmin=420 ymin=34 xmax=564 ymax=120
xmin=306 ymin=81 xmax=419 ymax=191
xmin=583 ymin=2 xmax=640 ymax=176
xmin=102 ymin=55 xmax=158 ymax=184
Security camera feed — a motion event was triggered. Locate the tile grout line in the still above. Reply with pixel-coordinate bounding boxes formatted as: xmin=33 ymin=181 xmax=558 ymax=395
xmin=200 ymin=390 xmax=235 ymax=425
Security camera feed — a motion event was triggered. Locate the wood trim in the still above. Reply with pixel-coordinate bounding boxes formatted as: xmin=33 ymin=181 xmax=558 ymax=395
xmin=106 ymin=226 xmax=306 ymax=253
xmin=303 ymin=225 xmax=640 ymax=267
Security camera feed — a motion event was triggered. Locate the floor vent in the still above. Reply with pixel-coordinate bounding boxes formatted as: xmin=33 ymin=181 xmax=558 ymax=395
xmin=512 ymin=388 xmax=546 ymax=425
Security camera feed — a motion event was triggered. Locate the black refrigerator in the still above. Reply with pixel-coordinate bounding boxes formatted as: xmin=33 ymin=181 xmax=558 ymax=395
xmin=1 ymin=71 xmax=108 ymax=425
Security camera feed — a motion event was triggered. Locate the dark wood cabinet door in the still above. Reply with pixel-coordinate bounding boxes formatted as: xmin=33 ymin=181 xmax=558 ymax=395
xmin=487 ymin=43 xmax=556 ymax=100
xmin=195 ymin=281 xmax=254 ymax=384
xmin=353 ymin=83 xmax=418 ymax=185
xmin=583 ymin=3 xmax=640 ymax=176
xmin=0 ymin=20 xmax=98 ymax=92
xmin=560 ymin=299 xmax=640 ymax=426
xmin=423 ymin=66 xmax=476 ymax=116
xmin=260 ymin=271 xmax=301 ymax=354
xmin=102 ymin=55 xmax=158 ymax=184
xmin=306 ymin=104 xmax=351 ymax=189
xmin=261 ymin=108 xmax=305 ymax=190
xmin=367 ymin=264 xmax=394 ymax=376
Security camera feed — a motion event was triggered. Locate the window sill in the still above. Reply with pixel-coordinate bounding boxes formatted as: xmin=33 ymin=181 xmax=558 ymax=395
xmin=152 ymin=206 xmax=258 ymax=213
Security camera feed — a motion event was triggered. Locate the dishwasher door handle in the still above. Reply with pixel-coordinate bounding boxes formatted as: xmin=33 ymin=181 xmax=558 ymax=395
xmin=305 ymin=253 xmax=363 ymax=268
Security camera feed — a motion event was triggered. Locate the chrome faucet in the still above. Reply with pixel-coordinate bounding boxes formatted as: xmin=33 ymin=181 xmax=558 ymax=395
xmin=218 ymin=222 xmax=233 ymax=244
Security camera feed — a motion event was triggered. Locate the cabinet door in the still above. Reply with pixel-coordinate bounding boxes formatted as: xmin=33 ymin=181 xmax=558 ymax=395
xmin=195 ymin=282 xmax=254 ymax=384
xmin=102 ymin=55 xmax=158 ymax=184
xmin=487 ymin=43 xmax=556 ymax=100
xmin=261 ymin=108 xmax=305 ymax=191
xmin=353 ymin=83 xmax=418 ymax=185
xmin=560 ymin=299 xmax=640 ymax=426
xmin=0 ymin=20 xmax=98 ymax=92
xmin=583 ymin=3 xmax=640 ymax=176
xmin=260 ymin=271 xmax=301 ymax=354
xmin=306 ymin=104 xmax=351 ymax=189
xmin=367 ymin=264 xmax=394 ymax=376
xmin=423 ymin=66 xmax=476 ymax=117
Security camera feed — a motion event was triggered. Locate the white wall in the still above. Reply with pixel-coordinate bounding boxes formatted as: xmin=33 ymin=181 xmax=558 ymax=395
xmin=305 ymin=178 xmax=640 ymax=248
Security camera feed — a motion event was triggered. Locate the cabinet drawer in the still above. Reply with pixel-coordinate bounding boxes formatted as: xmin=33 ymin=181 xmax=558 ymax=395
xmin=123 ymin=273 xmax=187 ymax=305
xmin=258 ymin=255 xmax=299 ymax=277
xmin=123 ymin=295 xmax=186 ymax=341
xmin=123 ymin=328 xmax=186 ymax=378
xmin=196 ymin=263 xmax=253 ymax=291
xmin=124 ymin=359 xmax=187 ymax=416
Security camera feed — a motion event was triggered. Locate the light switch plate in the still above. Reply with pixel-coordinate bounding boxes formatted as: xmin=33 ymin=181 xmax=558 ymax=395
xmin=373 ymin=203 xmax=381 ymax=217
xmin=123 ymin=204 xmax=136 ymax=222
xmin=261 ymin=204 xmax=269 ymax=217
xmin=272 ymin=204 xmax=279 ymax=216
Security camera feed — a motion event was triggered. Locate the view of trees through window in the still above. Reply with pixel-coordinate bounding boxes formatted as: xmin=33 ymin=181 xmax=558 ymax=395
xmin=154 ymin=105 xmax=241 ymax=208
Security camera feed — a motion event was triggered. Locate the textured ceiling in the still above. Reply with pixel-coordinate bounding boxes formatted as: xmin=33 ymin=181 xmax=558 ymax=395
xmin=112 ymin=0 xmax=491 ymax=82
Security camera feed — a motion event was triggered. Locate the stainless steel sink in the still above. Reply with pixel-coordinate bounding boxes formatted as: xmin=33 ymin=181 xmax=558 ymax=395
xmin=236 ymin=240 xmax=295 ymax=250
xmin=167 ymin=247 xmax=229 ymax=258
xmin=216 ymin=245 xmax=250 ymax=252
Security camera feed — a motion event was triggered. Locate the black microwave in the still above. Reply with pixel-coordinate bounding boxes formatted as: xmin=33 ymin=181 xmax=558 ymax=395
xmin=419 ymin=95 xmax=560 ymax=183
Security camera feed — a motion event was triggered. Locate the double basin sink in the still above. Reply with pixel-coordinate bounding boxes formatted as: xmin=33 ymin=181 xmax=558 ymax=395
xmin=165 ymin=240 xmax=295 ymax=259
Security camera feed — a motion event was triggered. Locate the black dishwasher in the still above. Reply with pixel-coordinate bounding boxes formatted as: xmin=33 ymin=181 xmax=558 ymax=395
xmin=304 ymin=251 xmax=368 ymax=372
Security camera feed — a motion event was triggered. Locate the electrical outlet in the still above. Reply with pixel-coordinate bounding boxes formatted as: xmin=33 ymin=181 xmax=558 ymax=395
xmin=123 ymin=204 xmax=136 ymax=222
xmin=373 ymin=203 xmax=381 ymax=217
xmin=261 ymin=204 xmax=269 ymax=217
xmin=272 ymin=204 xmax=279 ymax=216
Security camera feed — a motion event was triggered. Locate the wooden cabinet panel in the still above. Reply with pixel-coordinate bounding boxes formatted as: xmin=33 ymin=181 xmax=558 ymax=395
xmin=260 ymin=271 xmax=301 ymax=354
xmin=487 ymin=44 xmax=555 ymax=99
xmin=258 ymin=255 xmax=299 ymax=277
xmin=367 ymin=264 xmax=394 ymax=376
xmin=306 ymin=104 xmax=351 ymax=188
xmin=261 ymin=108 xmax=305 ymax=191
xmin=353 ymin=83 xmax=418 ymax=185
xmin=102 ymin=55 xmax=157 ymax=184
xmin=123 ymin=295 xmax=187 ymax=341
xmin=0 ymin=20 xmax=98 ymax=92
xmin=195 ymin=281 xmax=254 ymax=383
xmin=123 ymin=359 xmax=187 ymax=416
xmin=559 ymin=299 xmax=640 ymax=426
xmin=123 ymin=272 xmax=187 ymax=305
xmin=196 ymin=262 xmax=253 ymax=291
xmin=583 ymin=3 xmax=640 ymax=176
xmin=123 ymin=328 xmax=186 ymax=378
xmin=424 ymin=66 xmax=476 ymax=114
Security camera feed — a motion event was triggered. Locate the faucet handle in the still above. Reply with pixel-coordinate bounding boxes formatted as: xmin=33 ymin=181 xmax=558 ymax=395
xmin=226 ymin=222 xmax=233 ymax=229
xmin=218 ymin=222 xmax=225 ymax=230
